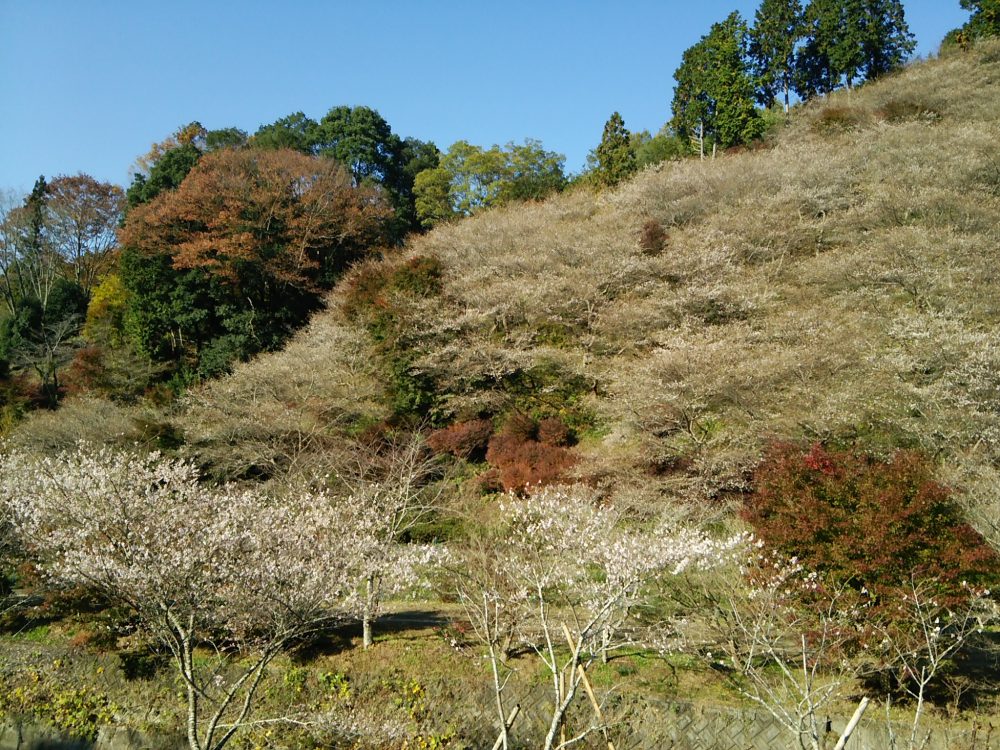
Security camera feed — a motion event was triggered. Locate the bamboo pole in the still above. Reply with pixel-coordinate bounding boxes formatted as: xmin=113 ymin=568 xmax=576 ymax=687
xmin=561 ymin=624 xmax=617 ymax=750
xmin=833 ymin=697 xmax=870 ymax=750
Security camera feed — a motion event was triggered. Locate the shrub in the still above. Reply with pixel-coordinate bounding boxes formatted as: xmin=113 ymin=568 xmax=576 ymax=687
xmin=537 ymin=416 xmax=572 ymax=446
xmin=426 ymin=418 xmax=493 ymax=461
xmin=812 ymin=106 xmax=871 ymax=134
xmin=342 ymin=254 xmax=443 ymax=321
xmin=875 ymin=97 xmax=942 ymax=124
xmin=485 ymin=415 xmax=575 ymax=492
xmin=341 ymin=254 xmax=445 ymax=422
xmin=743 ymin=442 xmax=999 ymax=610
xmin=638 ymin=219 xmax=667 ymax=255
xmin=499 ymin=412 xmax=537 ymax=443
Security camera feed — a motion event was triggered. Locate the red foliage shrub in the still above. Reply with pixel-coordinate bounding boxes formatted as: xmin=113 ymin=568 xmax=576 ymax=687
xmin=64 ymin=346 xmax=107 ymax=396
xmin=743 ymin=442 xmax=999 ymax=608
xmin=537 ymin=416 xmax=572 ymax=447
xmin=500 ymin=413 xmax=538 ymax=443
xmin=485 ymin=415 xmax=575 ymax=492
xmin=426 ymin=418 xmax=494 ymax=461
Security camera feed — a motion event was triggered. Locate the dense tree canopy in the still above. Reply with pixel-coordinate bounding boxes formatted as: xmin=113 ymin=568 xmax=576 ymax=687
xmin=946 ymin=0 xmax=1000 ymax=46
xmin=252 ymin=112 xmax=319 ymax=153
xmin=0 ymin=174 xmax=123 ymax=403
xmin=750 ymin=0 xmax=805 ymax=111
xmin=672 ymin=12 xmax=764 ymax=153
xmin=119 ymin=148 xmax=392 ymax=376
xmin=962 ymin=0 xmax=1000 ymax=36
xmin=795 ymin=0 xmax=913 ymax=97
xmin=45 ymin=174 xmax=124 ymax=295
xmin=413 ymin=139 xmax=565 ymax=227
xmin=253 ymin=106 xmax=438 ymax=239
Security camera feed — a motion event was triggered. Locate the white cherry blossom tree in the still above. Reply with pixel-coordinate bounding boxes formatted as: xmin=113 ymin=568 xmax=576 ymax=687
xmin=330 ymin=433 xmax=445 ymax=649
xmin=1 ymin=445 xmax=352 ymax=750
xmin=450 ymin=484 xmax=740 ymax=750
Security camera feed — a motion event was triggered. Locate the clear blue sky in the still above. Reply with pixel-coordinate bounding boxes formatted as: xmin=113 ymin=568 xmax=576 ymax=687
xmin=0 ymin=1 xmax=970 ymax=194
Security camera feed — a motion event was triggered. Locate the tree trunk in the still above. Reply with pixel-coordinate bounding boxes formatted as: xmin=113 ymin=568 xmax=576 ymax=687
xmin=362 ymin=574 xmax=375 ymax=649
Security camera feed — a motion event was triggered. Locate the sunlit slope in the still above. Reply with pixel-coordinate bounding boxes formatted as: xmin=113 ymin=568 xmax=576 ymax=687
xmin=177 ymin=44 xmax=1000 ymax=513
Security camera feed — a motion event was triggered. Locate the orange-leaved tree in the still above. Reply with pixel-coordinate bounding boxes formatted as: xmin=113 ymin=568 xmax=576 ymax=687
xmin=121 ymin=147 xmax=391 ymax=290
xmin=118 ymin=148 xmax=392 ymax=376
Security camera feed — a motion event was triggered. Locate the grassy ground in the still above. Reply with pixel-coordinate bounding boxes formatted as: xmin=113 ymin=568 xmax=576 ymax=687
xmin=2 ymin=599 xmax=998 ymax=749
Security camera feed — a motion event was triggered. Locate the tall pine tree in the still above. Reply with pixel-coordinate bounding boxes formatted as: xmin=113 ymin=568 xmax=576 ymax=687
xmin=594 ymin=112 xmax=637 ymax=188
xmin=672 ymin=12 xmax=763 ymax=154
xmin=750 ymin=0 xmax=805 ymax=113
xmin=861 ymin=0 xmax=915 ymax=79
xmin=796 ymin=0 xmax=913 ymax=98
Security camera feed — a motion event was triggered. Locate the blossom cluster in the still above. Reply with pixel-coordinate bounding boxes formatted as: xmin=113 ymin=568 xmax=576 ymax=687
xmin=0 ymin=445 xmax=352 ymax=645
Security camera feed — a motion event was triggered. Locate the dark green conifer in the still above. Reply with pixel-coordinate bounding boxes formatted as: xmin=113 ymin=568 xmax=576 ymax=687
xmin=750 ymin=0 xmax=805 ymax=112
xmin=595 ymin=112 xmax=637 ymax=188
xmin=672 ymin=12 xmax=763 ymax=154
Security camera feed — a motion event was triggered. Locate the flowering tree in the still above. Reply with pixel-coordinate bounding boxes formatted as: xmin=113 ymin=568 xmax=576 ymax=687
xmin=680 ymin=550 xmax=871 ymax=750
xmin=331 ymin=434 xmax=445 ymax=649
xmin=875 ymin=577 xmax=995 ymax=750
xmin=450 ymin=485 xmax=739 ymax=750
xmin=679 ymin=549 xmax=997 ymax=750
xmin=0 ymin=446 xmax=351 ymax=750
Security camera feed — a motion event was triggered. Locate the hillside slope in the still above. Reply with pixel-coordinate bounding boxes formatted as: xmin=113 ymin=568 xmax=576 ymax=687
xmin=19 ymin=44 xmax=1000 ymax=529
xmin=179 ymin=43 xmax=1000 ymax=516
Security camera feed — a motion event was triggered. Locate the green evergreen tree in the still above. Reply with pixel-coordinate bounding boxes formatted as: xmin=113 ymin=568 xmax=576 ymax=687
xmin=750 ymin=0 xmax=805 ymax=112
xmin=125 ymin=143 xmax=202 ymax=210
xmin=861 ymin=0 xmax=915 ymax=79
xmin=672 ymin=13 xmax=764 ymax=154
xmin=796 ymin=0 xmax=913 ymax=98
xmin=594 ymin=112 xmax=637 ymax=187
xmin=960 ymin=0 xmax=1000 ymax=39
xmin=253 ymin=112 xmax=319 ymax=153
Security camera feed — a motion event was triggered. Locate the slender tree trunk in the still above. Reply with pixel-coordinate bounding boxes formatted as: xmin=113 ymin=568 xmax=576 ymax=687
xmin=909 ymin=669 xmax=928 ymax=750
xmin=488 ymin=637 xmax=509 ymax=750
xmin=165 ymin=612 xmax=202 ymax=750
xmin=362 ymin=573 xmax=375 ymax=649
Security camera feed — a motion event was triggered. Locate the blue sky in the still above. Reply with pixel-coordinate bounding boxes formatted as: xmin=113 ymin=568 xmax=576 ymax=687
xmin=0 ymin=1 xmax=970 ymax=193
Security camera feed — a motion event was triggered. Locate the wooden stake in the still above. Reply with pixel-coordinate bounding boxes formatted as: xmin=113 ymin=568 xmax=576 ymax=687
xmin=490 ymin=704 xmax=521 ymax=750
xmin=561 ymin=624 xmax=617 ymax=750
xmin=833 ymin=697 xmax=870 ymax=750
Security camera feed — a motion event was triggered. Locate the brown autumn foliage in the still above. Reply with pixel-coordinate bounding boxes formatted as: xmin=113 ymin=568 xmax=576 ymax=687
xmin=119 ymin=148 xmax=392 ymax=291
xmin=638 ymin=218 xmax=667 ymax=255
xmin=46 ymin=174 xmax=125 ymax=295
xmin=426 ymin=418 xmax=494 ymax=461
xmin=484 ymin=414 xmax=575 ymax=492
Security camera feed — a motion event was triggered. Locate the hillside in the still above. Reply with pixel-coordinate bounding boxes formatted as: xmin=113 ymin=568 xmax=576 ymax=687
xmin=44 ymin=42 xmax=987 ymax=532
